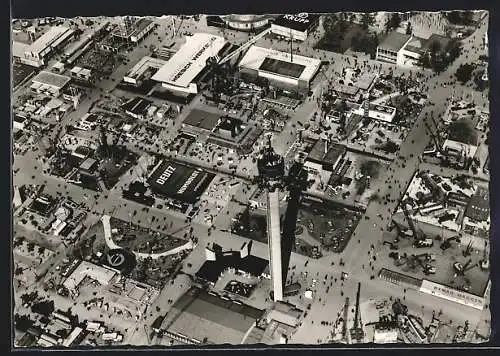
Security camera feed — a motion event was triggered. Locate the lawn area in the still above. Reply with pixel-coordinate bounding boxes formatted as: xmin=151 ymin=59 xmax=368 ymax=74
xmin=12 ymin=62 xmax=37 ymax=88
xmin=298 ymin=201 xmax=363 ymax=253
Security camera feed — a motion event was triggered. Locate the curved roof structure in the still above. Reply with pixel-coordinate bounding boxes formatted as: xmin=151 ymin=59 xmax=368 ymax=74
xmin=222 ymin=14 xmax=273 ymax=23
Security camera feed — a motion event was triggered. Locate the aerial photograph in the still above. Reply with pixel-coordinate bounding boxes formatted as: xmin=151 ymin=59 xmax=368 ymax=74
xmin=11 ymin=10 xmax=491 ymax=347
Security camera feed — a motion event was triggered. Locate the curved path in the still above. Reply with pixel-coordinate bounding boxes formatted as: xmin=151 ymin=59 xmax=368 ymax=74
xmin=100 ymin=215 xmax=194 ymax=260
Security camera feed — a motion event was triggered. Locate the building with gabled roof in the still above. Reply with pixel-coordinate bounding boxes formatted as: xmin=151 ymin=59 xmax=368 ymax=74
xmin=159 ymin=286 xmax=265 ymax=344
xmin=376 ymin=31 xmax=452 ymax=68
xmin=152 ymin=33 xmax=227 ymax=94
xmin=13 ymin=25 xmax=75 ymax=67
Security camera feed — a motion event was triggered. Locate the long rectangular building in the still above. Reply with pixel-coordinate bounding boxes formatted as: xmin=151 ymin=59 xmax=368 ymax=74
xmin=160 ymin=287 xmax=265 ymax=344
xmin=147 ymin=159 xmax=215 ymax=204
xmin=238 ymin=45 xmax=321 ymax=97
xmin=13 ymin=26 xmax=75 ymax=67
xmin=152 ymin=33 xmax=227 ymax=94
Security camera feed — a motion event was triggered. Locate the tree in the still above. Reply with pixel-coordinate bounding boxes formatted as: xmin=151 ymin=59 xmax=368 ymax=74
xmin=350 ymin=32 xmax=379 ymax=58
xmin=31 ymin=300 xmax=55 ymax=317
xmin=360 ymin=160 xmax=380 ymax=178
xmin=360 ymin=13 xmax=375 ymax=30
xmin=322 ymin=14 xmax=338 ymax=34
xmin=14 ymin=314 xmax=34 ymax=332
xmin=385 ymin=13 xmax=402 ymax=32
xmin=445 ymin=10 xmax=474 ymax=26
xmin=429 ymin=40 xmax=442 ymax=54
xmin=445 ymin=38 xmax=462 ymax=62
xmin=455 ymin=63 xmax=475 ymax=84
xmin=405 ymin=22 xmax=412 ymax=35
xmin=27 ymin=242 xmax=35 ymax=253
xmin=336 ymin=99 xmax=348 ymax=113
xmin=448 ymin=119 xmax=477 ymax=145
xmin=381 ymin=141 xmax=399 ymax=154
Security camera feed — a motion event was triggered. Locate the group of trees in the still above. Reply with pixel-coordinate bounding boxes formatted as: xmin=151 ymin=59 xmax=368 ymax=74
xmin=318 ymin=12 xmax=378 ymax=57
xmin=405 ymin=22 xmax=413 ymax=35
xmin=455 ymin=63 xmax=476 ymax=84
xmin=444 ymin=10 xmax=475 ymax=26
xmin=350 ymin=32 xmax=379 ymax=58
xmin=448 ymin=119 xmax=478 ymax=145
xmin=380 ymin=140 xmax=399 ymax=154
xmin=417 ymin=38 xmax=462 ymax=73
xmin=385 ymin=13 xmax=402 ymax=32
xmin=359 ymin=160 xmax=380 ymax=179
xmin=360 ymin=13 xmax=376 ymax=30
xmin=317 ymin=15 xmax=350 ymax=52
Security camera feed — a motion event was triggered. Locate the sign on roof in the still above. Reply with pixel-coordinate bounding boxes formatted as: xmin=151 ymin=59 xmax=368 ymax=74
xmin=284 ymin=13 xmax=311 ymax=23
xmin=273 ymin=13 xmax=320 ymax=32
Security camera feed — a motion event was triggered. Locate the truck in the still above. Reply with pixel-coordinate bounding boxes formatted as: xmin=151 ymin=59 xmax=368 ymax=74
xmin=413 ymin=239 xmax=434 ymax=248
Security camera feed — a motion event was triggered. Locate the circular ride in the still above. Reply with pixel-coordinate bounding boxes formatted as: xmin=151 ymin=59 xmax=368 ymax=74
xmin=105 ymin=248 xmax=136 ymax=275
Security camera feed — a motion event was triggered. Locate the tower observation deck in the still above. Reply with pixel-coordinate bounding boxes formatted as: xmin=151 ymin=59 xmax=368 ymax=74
xmin=256 ymin=135 xmax=285 ymax=190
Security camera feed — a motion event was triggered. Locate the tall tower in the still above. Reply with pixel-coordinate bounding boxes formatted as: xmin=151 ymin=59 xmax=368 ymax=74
xmin=363 ymin=92 xmax=370 ymax=119
xmin=257 ymin=135 xmax=285 ymax=302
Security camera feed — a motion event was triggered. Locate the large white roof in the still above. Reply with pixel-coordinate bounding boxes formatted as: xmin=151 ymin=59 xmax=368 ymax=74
xmin=29 ymin=26 xmax=74 ymax=55
xmin=238 ymin=45 xmax=321 ymax=82
xmin=126 ymin=56 xmax=166 ymax=80
xmin=63 ymin=261 xmax=116 ymax=290
xmin=152 ymin=33 xmax=227 ymax=88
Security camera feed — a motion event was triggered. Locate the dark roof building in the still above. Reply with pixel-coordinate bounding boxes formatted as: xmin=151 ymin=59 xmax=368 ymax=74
xmin=447 ymin=191 xmax=470 ymax=206
xmin=28 ymin=194 xmax=57 ymax=217
xmin=196 ymin=252 xmax=269 ymax=284
xmin=111 ymin=17 xmax=156 ymax=44
xmin=271 ymin=13 xmax=320 ymax=41
xmin=305 ymin=140 xmax=347 ymax=172
xmin=377 ymin=31 xmax=452 ymax=67
xmin=376 ymin=31 xmax=412 ymax=65
xmin=196 ymin=242 xmax=269 ymax=284
xmin=182 ymin=109 xmax=221 ymax=131
xmin=334 ymin=83 xmax=360 ymax=97
xmin=147 ymin=160 xmax=215 ymax=204
xmin=121 ymin=97 xmax=152 ymax=119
